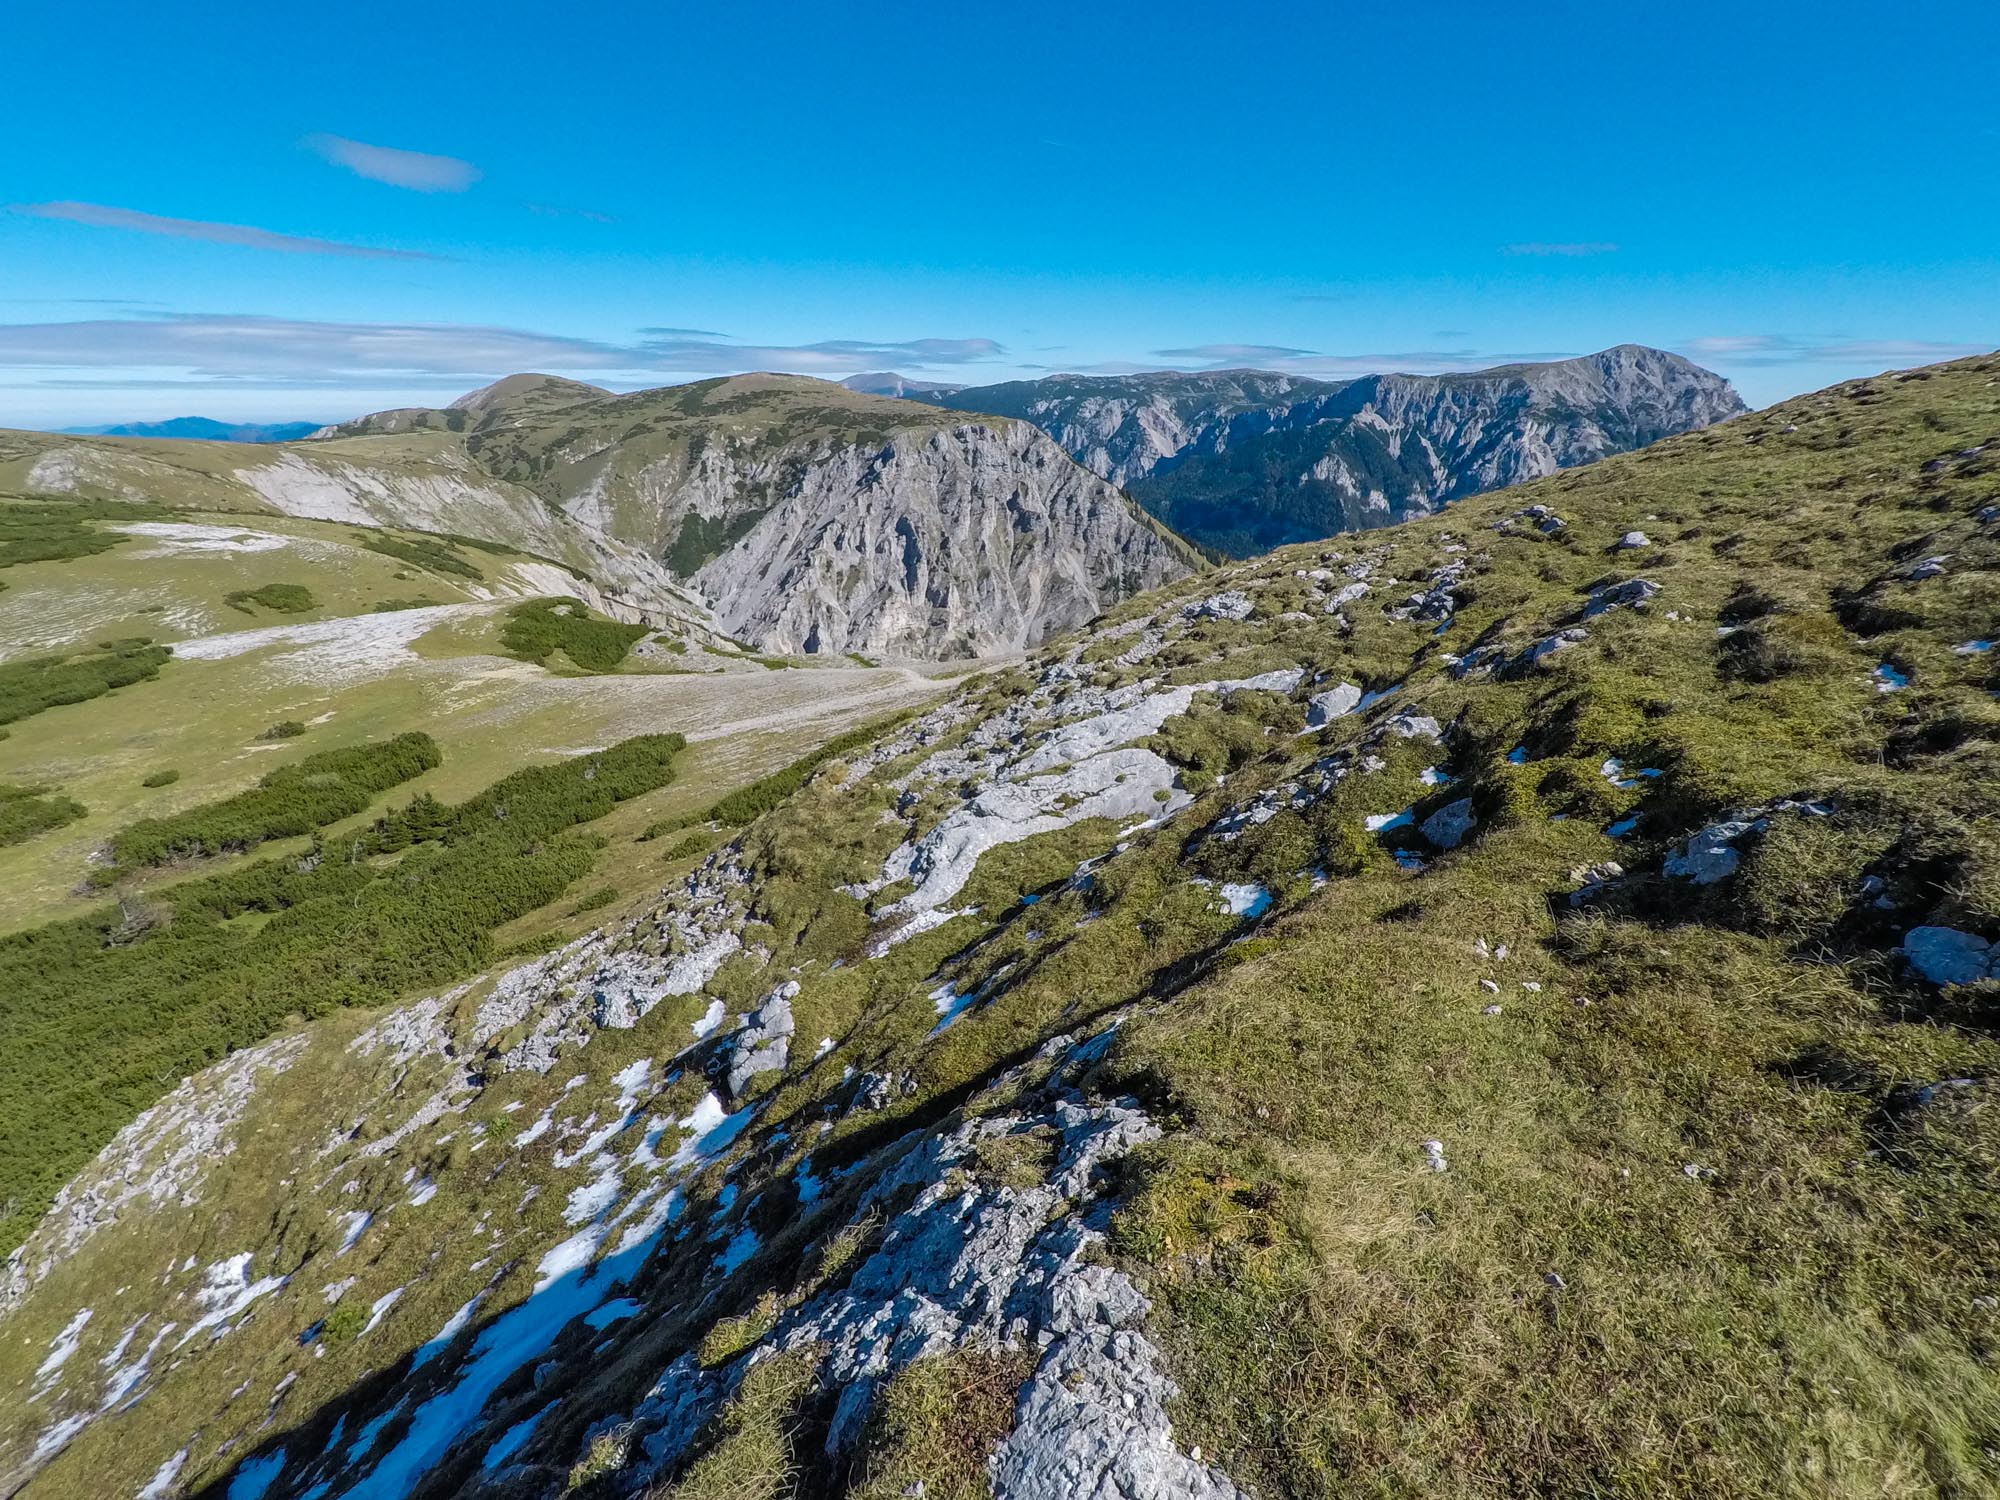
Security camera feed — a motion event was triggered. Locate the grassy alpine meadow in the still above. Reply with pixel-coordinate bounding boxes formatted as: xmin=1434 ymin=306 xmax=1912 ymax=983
xmin=0 ymin=494 xmax=959 ymax=933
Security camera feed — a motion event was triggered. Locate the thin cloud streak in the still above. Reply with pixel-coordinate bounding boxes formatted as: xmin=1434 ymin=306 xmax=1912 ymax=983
xmin=1680 ymin=334 xmax=1993 ymax=366
xmin=9 ymin=202 xmax=441 ymax=261
xmin=1152 ymin=343 xmax=1315 ymax=363
xmin=1501 ymin=242 xmax=1618 ymax=257
xmin=304 ymin=134 xmax=481 ymax=192
xmin=0 ymin=314 xmax=1008 ymax=385
xmin=632 ymin=335 xmax=1004 ymax=374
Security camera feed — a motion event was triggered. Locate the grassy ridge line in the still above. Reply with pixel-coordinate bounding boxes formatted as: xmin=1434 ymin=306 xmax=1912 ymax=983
xmin=551 ymin=362 xmax=1996 ymax=1496
xmin=108 ymin=731 xmax=442 ymax=867
xmin=0 ymin=732 xmax=685 ymax=1256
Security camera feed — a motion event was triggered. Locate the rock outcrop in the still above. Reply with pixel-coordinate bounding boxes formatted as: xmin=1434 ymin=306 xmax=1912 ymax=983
xmin=851 ymin=368 xmax=1327 ymax=489
xmin=323 ymin=372 xmax=1199 ymax=657
xmin=685 ymin=418 xmax=1195 ymax=656
xmin=872 ymin=346 xmax=1746 ymax=556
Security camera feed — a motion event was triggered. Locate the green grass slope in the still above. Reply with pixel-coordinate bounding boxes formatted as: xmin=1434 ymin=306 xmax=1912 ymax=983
xmin=1 ymin=355 xmax=1995 ymax=1500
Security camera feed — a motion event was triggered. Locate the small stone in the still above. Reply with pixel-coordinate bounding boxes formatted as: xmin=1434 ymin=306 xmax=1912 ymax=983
xmin=1305 ymin=681 xmax=1364 ymax=725
xmin=1582 ymin=577 xmax=1662 ymax=618
xmin=1615 ymin=530 xmax=1650 ymax=549
xmin=1902 ymin=925 xmax=2000 ymax=987
xmin=1479 ymin=979 xmax=1501 ymax=994
xmin=1420 ymin=797 xmax=1477 ymax=850
xmin=1543 ymin=1271 xmax=1567 ymax=1289
xmin=1481 ymin=1004 xmax=1502 ymax=1016
xmin=1422 ymin=1139 xmax=1448 ymax=1172
xmin=1664 ymin=816 xmax=1768 ymax=885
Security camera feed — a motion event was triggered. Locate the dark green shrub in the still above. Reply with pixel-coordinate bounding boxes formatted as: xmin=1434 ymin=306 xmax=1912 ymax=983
xmin=705 ymin=717 xmax=902 ymax=827
xmin=141 ymin=768 xmax=180 ymax=788
xmin=501 ymin=598 xmax=649 ymax=672
xmin=1321 ymin=818 xmax=1379 ymax=877
xmin=0 ymin=639 xmax=171 ymax=728
xmin=0 ymin=784 xmax=85 ymax=848
xmin=0 ymin=499 xmax=171 ymax=573
xmin=111 ymin=732 xmax=441 ymax=865
xmin=567 ymin=884 xmax=618 ymax=915
xmin=663 ymin=830 xmax=716 ymax=861
xmin=224 ymin=582 xmax=316 ymax=614
xmin=0 ymin=732 xmax=684 ymax=1256
xmin=259 ymin=720 xmax=306 ymax=741
xmin=362 ymin=534 xmax=484 ymax=580
xmin=320 ymin=1300 xmax=368 ymax=1344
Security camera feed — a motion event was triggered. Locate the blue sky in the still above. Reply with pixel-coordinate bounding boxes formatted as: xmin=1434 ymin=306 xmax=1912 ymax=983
xmin=3 ymin=0 xmax=1995 ymax=425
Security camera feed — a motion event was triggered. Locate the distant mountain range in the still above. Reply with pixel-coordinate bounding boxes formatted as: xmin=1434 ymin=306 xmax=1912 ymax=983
xmin=59 ymin=416 xmax=324 ymax=444
xmin=846 ymin=345 xmax=1747 ymax=556
xmin=18 ymin=347 xmax=1741 ymax=655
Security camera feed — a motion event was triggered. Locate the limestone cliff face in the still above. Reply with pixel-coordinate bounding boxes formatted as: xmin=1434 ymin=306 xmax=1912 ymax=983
xmin=856 ymin=369 xmax=1327 ymax=489
xmin=869 ymin=346 xmax=1748 ymax=557
xmin=18 ymin=372 xmax=1197 ymax=659
xmin=683 ymin=420 xmax=1196 ymax=657
xmin=358 ymin=372 xmax=1199 ymax=658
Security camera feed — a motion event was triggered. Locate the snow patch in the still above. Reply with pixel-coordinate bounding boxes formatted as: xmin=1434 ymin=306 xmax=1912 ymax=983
xmin=138 ymin=1447 xmax=188 ymax=1500
xmin=34 ymin=1307 xmax=92 ymax=1386
xmin=176 ymin=1255 xmax=288 ymax=1349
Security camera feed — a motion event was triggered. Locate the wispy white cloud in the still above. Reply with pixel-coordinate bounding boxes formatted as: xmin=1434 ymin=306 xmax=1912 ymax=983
xmin=1680 ymin=334 xmax=1992 ymax=366
xmin=1152 ymin=343 xmax=1316 ymax=363
xmin=1501 ymin=242 xmax=1618 ymax=257
xmin=9 ymin=201 xmax=439 ymax=261
xmin=304 ymin=134 xmax=481 ymax=192
xmin=0 ymin=314 xmax=1007 ymax=388
xmin=632 ymin=334 xmax=1004 ymax=373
